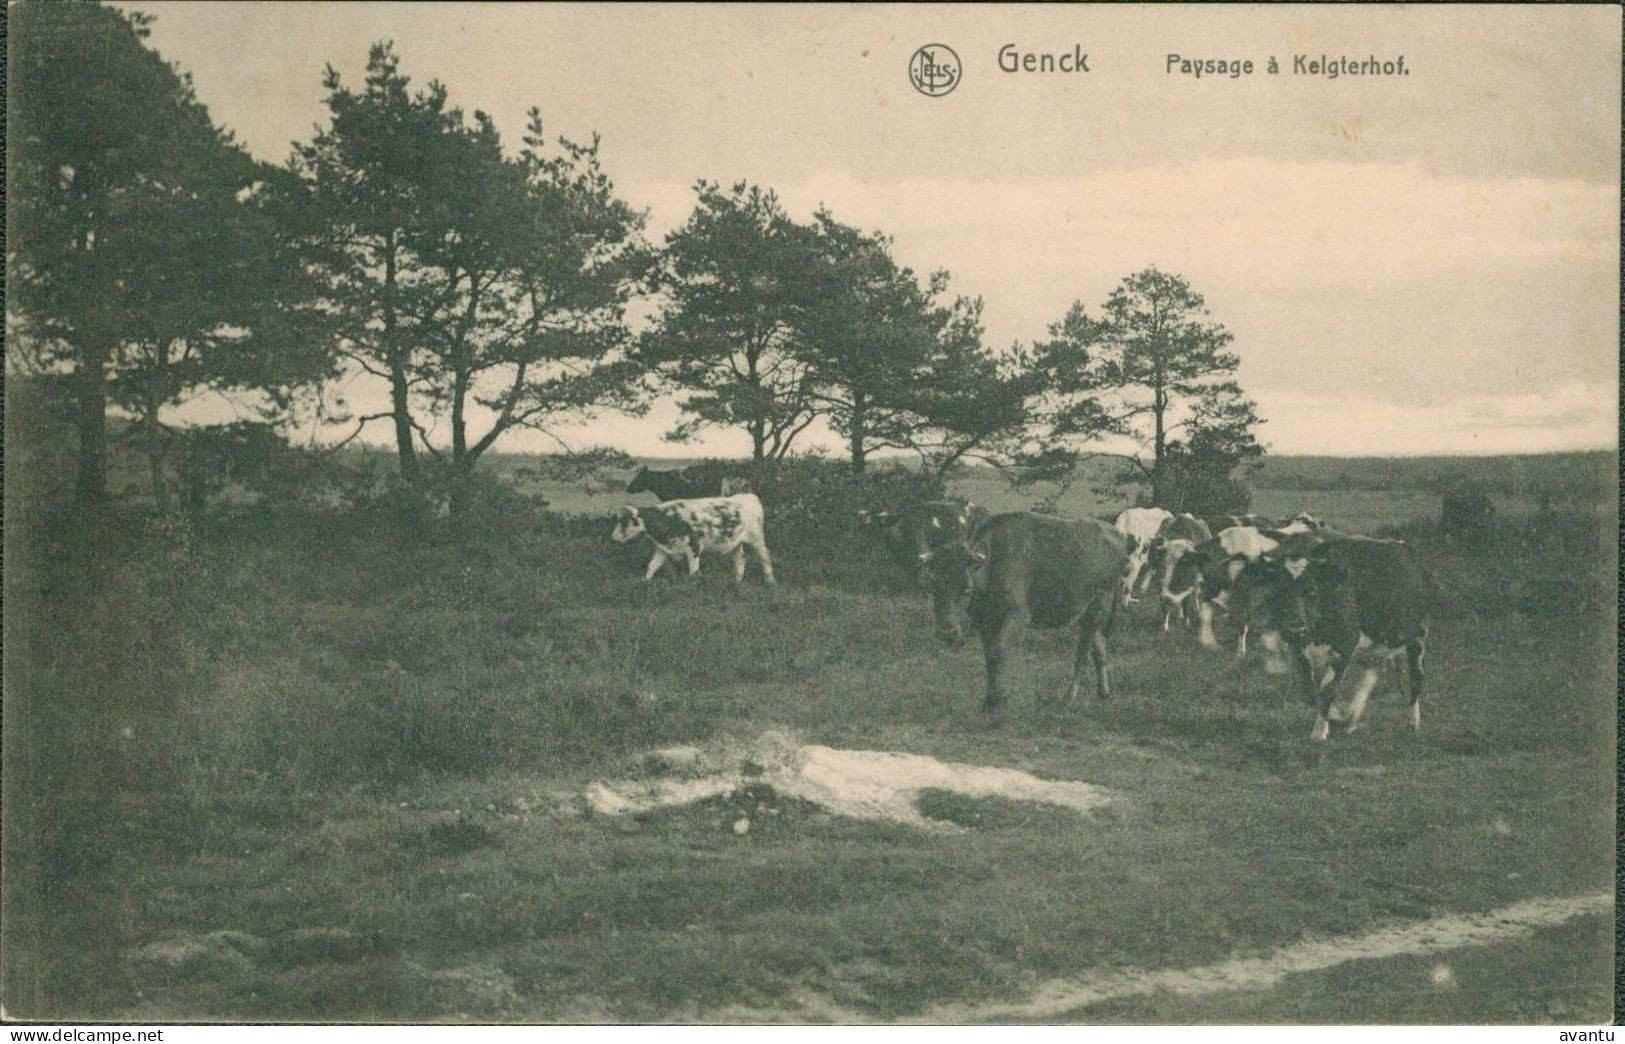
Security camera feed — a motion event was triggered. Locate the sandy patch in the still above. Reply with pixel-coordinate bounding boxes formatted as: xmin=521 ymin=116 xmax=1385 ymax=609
xmin=580 ymin=730 xmax=1111 ymax=830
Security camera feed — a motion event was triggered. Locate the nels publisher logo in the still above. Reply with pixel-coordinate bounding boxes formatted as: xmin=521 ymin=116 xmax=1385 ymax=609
xmin=909 ymin=44 xmax=960 ymax=97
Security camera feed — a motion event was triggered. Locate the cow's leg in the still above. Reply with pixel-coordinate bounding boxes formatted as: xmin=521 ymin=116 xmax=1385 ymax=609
xmin=1132 ymin=558 xmax=1155 ymax=598
xmin=1090 ymin=625 xmax=1112 ymax=700
xmin=1406 ymin=627 xmax=1427 ymax=731
xmin=1292 ymin=643 xmax=1331 ymax=739
xmin=1260 ymin=630 xmax=1290 ymax=675
xmin=749 ymin=537 xmax=776 ymax=584
xmin=644 ymin=549 xmax=669 ymax=582
xmin=1197 ymin=600 xmax=1220 ymax=650
xmin=1068 ymin=627 xmax=1092 ymax=702
xmin=1121 ymin=548 xmax=1145 ymax=604
xmin=732 ymin=546 xmax=747 ymax=583
xmin=686 ymin=545 xmax=702 ymax=576
xmin=1343 ymin=666 xmax=1379 ymax=732
xmin=976 ymin=606 xmax=1016 ymax=712
xmin=1234 ymin=622 xmax=1249 ymax=661
xmin=1312 ymin=641 xmax=1359 ymax=741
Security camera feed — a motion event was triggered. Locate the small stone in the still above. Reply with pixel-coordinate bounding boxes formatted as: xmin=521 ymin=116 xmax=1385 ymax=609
xmin=732 ymin=818 xmax=750 ymax=835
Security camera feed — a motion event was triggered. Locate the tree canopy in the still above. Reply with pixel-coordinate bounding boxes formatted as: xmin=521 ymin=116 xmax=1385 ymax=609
xmin=286 ymin=44 xmax=651 ymax=514
xmin=9 ymin=1 xmax=324 ymax=510
xmin=1030 ymin=267 xmax=1261 ymax=507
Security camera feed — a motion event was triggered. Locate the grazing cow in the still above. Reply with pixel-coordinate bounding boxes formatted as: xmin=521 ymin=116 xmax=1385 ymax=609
xmin=610 ymin=494 xmax=775 ymax=583
xmin=923 ymin=512 xmax=1129 ymax=712
xmin=625 ymin=464 xmax=725 ymax=501
xmin=1171 ymin=524 xmax=1301 ymax=666
xmin=1113 ymin=507 xmax=1174 ymax=602
xmin=1147 ymin=514 xmax=1213 ymax=630
xmin=858 ymin=500 xmax=991 ymax=579
xmin=1248 ymin=536 xmax=1430 ymax=740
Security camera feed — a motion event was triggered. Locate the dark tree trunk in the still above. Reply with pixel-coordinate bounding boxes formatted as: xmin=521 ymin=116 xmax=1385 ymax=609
xmin=382 ymin=237 xmax=418 ymax=482
xmin=849 ymin=390 xmax=867 ymax=473
xmin=144 ymin=340 xmax=173 ymax=514
xmin=388 ymin=364 xmax=418 ymax=482
xmin=448 ymin=366 xmax=472 ymax=526
xmin=1152 ymin=394 xmax=1165 ymax=507
xmin=73 ymin=342 xmax=110 ymax=514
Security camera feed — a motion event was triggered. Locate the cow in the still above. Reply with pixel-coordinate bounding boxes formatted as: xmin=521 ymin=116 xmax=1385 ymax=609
xmin=858 ymin=500 xmax=991 ymax=580
xmin=609 ymin=494 xmax=775 ymax=584
xmin=1113 ymin=507 xmax=1174 ymax=603
xmin=1246 ymin=536 xmax=1430 ymax=741
xmin=625 ymin=464 xmax=725 ymax=502
xmin=1166 ymin=524 xmax=1299 ymax=666
xmin=1146 ymin=514 xmax=1213 ymax=630
xmin=922 ymin=512 xmax=1129 ymax=712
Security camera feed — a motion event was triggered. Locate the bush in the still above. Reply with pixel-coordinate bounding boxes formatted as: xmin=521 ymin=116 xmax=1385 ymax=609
xmin=1439 ymin=481 xmax=1495 ymax=537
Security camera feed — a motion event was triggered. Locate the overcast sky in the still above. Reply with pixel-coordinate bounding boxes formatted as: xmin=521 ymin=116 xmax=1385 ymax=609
xmin=132 ymin=2 xmax=1620 ymax=457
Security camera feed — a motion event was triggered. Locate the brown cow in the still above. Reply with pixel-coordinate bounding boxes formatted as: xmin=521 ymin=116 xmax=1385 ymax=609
xmin=923 ymin=512 xmax=1129 ymax=712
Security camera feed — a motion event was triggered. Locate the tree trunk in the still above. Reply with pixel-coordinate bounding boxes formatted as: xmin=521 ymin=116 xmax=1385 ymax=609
xmin=73 ymin=341 xmax=110 ymax=514
xmin=447 ymin=460 xmax=472 ymax=526
xmin=388 ymin=364 xmax=418 ymax=482
xmin=1151 ymin=390 xmax=1166 ymax=507
xmin=144 ymin=341 xmax=173 ymax=514
xmin=449 ymin=365 xmax=471 ymax=527
xmin=382 ymin=236 xmax=418 ymax=482
xmin=849 ymin=390 xmax=867 ymax=473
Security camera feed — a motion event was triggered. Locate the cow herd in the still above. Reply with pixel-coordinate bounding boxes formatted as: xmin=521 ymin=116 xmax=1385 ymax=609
xmin=612 ymin=467 xmax=1431 ymax=742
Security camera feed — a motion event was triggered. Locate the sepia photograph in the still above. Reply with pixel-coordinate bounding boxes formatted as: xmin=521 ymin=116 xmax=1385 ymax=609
xmin=3 ymin=1 xmax=1619 ymax=1027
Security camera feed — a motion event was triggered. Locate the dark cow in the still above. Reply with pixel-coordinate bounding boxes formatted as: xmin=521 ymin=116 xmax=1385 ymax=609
xmin=1248 ymin=536 xmax=1430 ymax=740
xmin=859 ymin=500 xmax=991 ymax=579
xmin=626 ymin=464 xmax=725 ymax=501
xmin=1170 ymin=525 xmax=1345 ymax=661
xmin=923 ymin=512 xmax=1129 ymax=712
xmin=609 ymin=494 xmax=774 ymax=583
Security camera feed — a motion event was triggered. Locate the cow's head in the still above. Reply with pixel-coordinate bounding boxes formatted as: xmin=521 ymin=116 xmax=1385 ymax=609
xmin=920 ymin=543 xmax=988 ymax=646
xmin=1246 ymin=550 xmax=1334 ymax=639
xmin=1169 ymin=540 xmax=1225 ymax=599
xmin=609 ymin=506 xmax=646 ymax=543
xmin=1153 ymin=538 xmax=1197 ymax=598
xmin=625 ymin=468 xmax=653 ymax=495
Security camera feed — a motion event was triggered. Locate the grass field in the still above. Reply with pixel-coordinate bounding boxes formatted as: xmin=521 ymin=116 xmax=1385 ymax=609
xmin=1 ymin=447 xmax=1615 ymax=1023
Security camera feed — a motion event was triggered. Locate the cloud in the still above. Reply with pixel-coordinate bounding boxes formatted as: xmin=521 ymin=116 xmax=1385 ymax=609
xmin=1254 ymin=382 xmax=1617 ymax=455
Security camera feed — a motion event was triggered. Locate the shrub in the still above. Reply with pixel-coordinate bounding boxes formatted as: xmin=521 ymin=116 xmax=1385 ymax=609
xmin=1439 ymin=481 xmax=1495 ymax=537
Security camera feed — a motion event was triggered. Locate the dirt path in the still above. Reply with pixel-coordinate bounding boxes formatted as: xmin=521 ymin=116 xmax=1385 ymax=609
xmin=693 ymin=890 xmax=1611 ymax=1024
xmin=920 ymin=890 xmax=1613 ymax=1023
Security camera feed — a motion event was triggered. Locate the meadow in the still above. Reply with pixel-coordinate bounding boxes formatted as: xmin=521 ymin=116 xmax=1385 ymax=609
xmin=1 ymin=435 xmax=1615 ymax=1023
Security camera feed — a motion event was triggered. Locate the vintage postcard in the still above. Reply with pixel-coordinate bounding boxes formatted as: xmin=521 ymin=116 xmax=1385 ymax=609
xmin=4 ymin=2 xmax=1618 ymax=1029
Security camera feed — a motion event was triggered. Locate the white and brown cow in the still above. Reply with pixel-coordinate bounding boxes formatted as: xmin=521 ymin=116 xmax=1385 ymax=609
xmin=610 ymin=494 xmax=775 ymax=584
xmin=1113 ymin=507 xmax=1174 ymax=603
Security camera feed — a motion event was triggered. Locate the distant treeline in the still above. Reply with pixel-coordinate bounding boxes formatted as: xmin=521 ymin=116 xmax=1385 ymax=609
xmin=1252 ymin=453 xmax=1615 ymax=498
